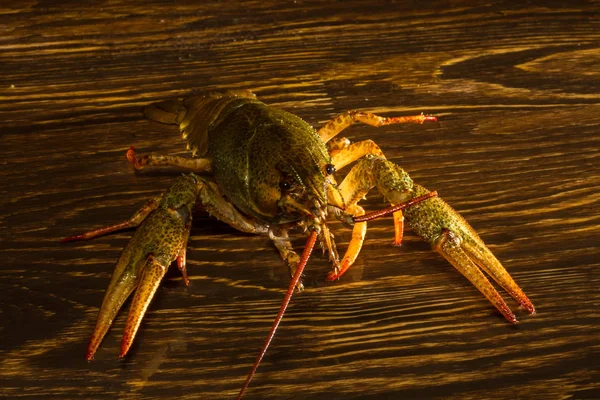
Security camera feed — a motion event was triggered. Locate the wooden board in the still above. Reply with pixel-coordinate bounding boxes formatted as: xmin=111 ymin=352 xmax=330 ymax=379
xmin=1 ymin=1 xmax=599 ymax=399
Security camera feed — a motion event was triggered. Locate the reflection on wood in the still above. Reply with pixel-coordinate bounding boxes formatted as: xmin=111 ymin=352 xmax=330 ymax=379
xmin=1 ymin=1 xmax=599 ymax=399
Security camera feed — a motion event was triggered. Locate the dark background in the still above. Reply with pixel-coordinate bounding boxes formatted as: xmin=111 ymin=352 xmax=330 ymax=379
xmin=1 ymin=1 xmax=598 ymax=399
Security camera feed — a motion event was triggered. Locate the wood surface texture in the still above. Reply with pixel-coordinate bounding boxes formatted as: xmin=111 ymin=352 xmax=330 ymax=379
xmin=1 ymin=1 xmax=599 ymax=399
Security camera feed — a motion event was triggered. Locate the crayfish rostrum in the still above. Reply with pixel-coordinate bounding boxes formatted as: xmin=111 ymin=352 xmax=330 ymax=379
xmin=63 ymin=90 xmax=535 ymax=398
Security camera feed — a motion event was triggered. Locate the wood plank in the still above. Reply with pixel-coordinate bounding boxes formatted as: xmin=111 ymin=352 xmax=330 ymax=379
xmin=1 ymin=1 xmax=598 ymax=399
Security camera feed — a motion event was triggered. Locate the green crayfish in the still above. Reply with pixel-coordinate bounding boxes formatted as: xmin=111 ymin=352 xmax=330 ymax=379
xmin=63 ymin=91 xmax=535 ymax=398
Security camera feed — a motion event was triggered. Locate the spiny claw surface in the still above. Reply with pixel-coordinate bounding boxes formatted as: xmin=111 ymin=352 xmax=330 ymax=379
xmin=69 ymin=174 xmax=202 ymax=360
xmin=404 ymin=185 xmax=535 ymax=322
xmin=119 ymin=256 xmax=168 ymax=357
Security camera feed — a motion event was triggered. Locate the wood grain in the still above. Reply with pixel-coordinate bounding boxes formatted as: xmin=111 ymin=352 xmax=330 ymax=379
xmin=1 ymin=1 xmax=599 ymax=399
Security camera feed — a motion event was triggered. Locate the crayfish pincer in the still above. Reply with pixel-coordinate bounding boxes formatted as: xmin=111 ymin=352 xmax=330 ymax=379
xmin=62 ymin=91 xmax=534 ymax=398
xmin=62 ymin=173 xmax=203 ymax=359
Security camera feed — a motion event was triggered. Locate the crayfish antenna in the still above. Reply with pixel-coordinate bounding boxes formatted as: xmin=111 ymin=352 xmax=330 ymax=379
xmin=236 ymin=230 xmax=318 ymax=400
xmin=353 ymin=191 xmax=438 ymax=223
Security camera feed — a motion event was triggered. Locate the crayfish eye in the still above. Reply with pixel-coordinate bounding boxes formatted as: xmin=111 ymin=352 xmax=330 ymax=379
xmin=325 ymin=163 xmax=336 ymax=175
xmin=279 ymin=181 xmax=292 ymax=191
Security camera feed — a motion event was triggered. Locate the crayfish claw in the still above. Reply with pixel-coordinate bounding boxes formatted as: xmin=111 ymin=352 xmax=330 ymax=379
xmin=459 ymin=231 xmax=536 ymax=315
xmin=73 ymin=174 xmax=202 ymax=359
xmin=120 ymin=256 xmax=168 ymax=357
xmin=86 ymin=258 xmax=139 ymax=360
xmin=404 ymin=185 xmax=534 ymax=323
xmin=433 ymin=228 xmax=518 ymax=323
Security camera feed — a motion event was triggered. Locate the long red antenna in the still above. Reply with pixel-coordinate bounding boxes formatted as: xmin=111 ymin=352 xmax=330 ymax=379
xmin=236 ymin=230 xmax=318 ymax=400
xmin=235 ymin=192 xmax=437 ymax=398
xmin=354 ymin=191 xmax=437 ymax=222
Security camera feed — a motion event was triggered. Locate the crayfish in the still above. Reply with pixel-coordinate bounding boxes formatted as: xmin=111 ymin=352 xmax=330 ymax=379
xmin=62 ymin=90 xmax=535 ymax=398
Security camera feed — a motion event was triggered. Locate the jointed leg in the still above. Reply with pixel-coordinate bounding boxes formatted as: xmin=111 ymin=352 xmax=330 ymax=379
xmin=61 ymin=198 xmax=159 ymax=242
xmin=330 ymin=139 xmax=385 ymax=170
xmin=270 ymin=227 xmax=304 ymax=291
xmin=330 ymin=156 xmax=415 ymax=280
xmin=326 ymin=204 xmax=366 ymax=281
xmin=322 ymin=109 xmax=435 ymax=246
xmin=197 ymin=179 xmax=269 ymax=235
xmin=392 ymin=209 xmax=404 ymax=246
xmin=329 ymin=137 xmax=407 ymax=245
xmin=127 ymin=146 xmax=212 ymax=172
xmin=326 ymin=137 xmax=351 ymax=157
xmin=176 ymin=221 xmax=192 ymax=285
xmin=318 ymin=110 xmax=437 ymax=143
